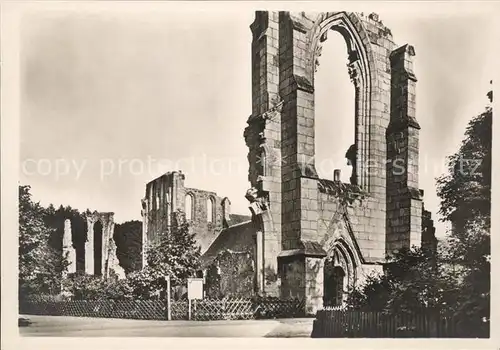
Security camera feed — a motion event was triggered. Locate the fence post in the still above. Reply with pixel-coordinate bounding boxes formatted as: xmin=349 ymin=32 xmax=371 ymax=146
xmin=223 ymin=299 xmax=226 ymax=319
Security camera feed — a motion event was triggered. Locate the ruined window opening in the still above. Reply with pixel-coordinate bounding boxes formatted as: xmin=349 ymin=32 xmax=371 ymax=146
xmin=315 ymin=30 xmax=355 ymax=184
xmin=166 ymin=202 xmax=171 ymax=226
xmin=260 ymin=148 xmax=268 ymax=176
xmin=185 ymin=193 xmax=194 ymax=221
xmin=207 ymin=197 xmax=215 ymax=223
xmin=166 ymin=192 xmax=171 ymax=223
xmin=93 ymin=220 xmax=103 ymax=276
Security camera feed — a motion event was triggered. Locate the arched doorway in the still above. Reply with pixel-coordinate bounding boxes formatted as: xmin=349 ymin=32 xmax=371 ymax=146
xmin=323 ymin=259 xmax=346 ymax=307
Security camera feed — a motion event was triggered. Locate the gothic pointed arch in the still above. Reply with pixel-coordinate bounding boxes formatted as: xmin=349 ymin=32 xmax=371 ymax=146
xmin=185 ymin=192 xmax=195 ymax=221
xmin=246 ymin=11 xmax=425 ymax=311
xmin=83 ymin=211 xmax=123 ymax=279
xmin=340 ymin=210 xmax=366 ymax=266
xmin=206 ymin=195 xmax=216 ymax=223
xmin=258 ymin=143 xmax=272 ymax=177
xmin=324 ymin=235 xmax=359 ymax=306
xmin=304 ymin=11 xmax=380 ymax=190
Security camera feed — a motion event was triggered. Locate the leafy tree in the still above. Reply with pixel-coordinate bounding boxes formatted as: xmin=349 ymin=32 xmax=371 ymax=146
xmin=62 ymin=274 xmax=134 ymax=300
xmin=346 ymin=246 xmax=453 ymax=313
xmin=347 ymin=95 xmax=492 ymax=337
xmin=436 ymin=106 xmax=491 ymax=235
xmin=43 ymin=204 xmax=88 ymax=271
xmin=127 ymin=210 xmax=201 ymax=299
xmin=62 ymin=274 xmax=106 ymax=300
xmin=436 ymin=103 xmax=491 ymax=335
xmin=19 ymin=185 xmax=69 ymax=300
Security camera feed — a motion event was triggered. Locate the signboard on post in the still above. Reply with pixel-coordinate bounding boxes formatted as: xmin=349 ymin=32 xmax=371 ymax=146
xmin=187 ymin=277 xmax=203 ymax=320
xmin=187 ymin=278 xmax=204 ymax=300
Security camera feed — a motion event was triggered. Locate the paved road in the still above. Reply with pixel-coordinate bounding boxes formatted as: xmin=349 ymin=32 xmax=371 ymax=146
xmin=19 ymin=315 xmax=314 ymax=337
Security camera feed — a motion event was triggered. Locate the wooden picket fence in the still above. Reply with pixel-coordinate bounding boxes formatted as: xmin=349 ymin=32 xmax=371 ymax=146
xmin=190 ymin=297 xmax=305 ymax=320
xmin=254 ymin=297 xmax=305 ymax=319
xmin=20 ymin=300 xmax=166 ymax=320
xmin=170 ymin=300 xmax=188 ymax=320
xmin=312 ymin=309 xmax=465 ymax=338
xmin=20 ymin=297 xmax=305 ymax=321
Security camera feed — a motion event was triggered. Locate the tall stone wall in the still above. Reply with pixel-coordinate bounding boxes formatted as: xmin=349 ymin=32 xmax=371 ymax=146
xmin=184 ymin=187 xmax=224 ymax=253
xmin=142 ymin=171 xmax=184 ymax=245
xmin=142 ymin=171 xmax=228 ymax=256
xmin=244 ymin=11 xmax=435 ymax=314
xmin=244 ymin=11 xmax=283 ymax=297
xmin=386 ymin=44 xmax=423 ymax=252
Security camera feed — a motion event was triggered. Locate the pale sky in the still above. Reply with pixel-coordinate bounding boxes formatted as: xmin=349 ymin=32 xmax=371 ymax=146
xmin=19 ymin=5 xmax=495 ymax=238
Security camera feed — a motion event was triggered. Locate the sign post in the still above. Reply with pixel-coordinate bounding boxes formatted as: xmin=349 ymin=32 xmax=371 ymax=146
xmin=166 ymin=275 xmax=171 ymax=321
xmin=187 ymin=277 xmax=204 ymax=321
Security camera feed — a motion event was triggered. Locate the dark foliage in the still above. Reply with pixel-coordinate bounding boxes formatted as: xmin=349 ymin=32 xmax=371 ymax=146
xmin=114 ymin=220 xmax=143 ymax=274
xmin=19 ymin=185 xmax=69 ymax=300
xmin=346 ymin=101 xmax=492 ymax=338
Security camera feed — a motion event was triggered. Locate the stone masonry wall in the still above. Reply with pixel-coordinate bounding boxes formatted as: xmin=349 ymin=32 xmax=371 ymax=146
xmin=273 ymin=12 xmax=398 ymax=310
xmin=244 ymin=11 xmax=283 ymax=296
xmin=244 ymin=11 xmax=436 ymax=313
xmin=142 ymin=171 xmax=226 ymax=255
xmin=275 ymin=12 xmax=398 ymax=260
xmin=142 ymin=172 xmax=183 ymax=245
xmin=184 ymin=187 xmax=224 ymax=254
xmin=386 ymin=44 xmax=423 ymax=253
xmin=280 ymin=256 xmax=305 ymax=299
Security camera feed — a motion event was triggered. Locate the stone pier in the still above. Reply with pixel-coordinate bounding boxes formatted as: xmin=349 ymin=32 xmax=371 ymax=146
xmin=62 ymin=218 xmax=76 ymax=275
xmin=85 ymin=211 xmax=125 ymax=279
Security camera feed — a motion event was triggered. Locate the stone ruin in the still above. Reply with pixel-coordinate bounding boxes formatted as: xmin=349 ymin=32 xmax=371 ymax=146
xmin=243 ymin=11 xmax=436 ymax=313
xmin=58 ymin=11 xmax=438 ymax=313
xmin=63 ymin=211 xmax=125 ymax=280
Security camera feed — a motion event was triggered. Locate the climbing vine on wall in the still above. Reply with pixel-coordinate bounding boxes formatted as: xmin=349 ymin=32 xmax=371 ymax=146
xmin=205 ymin=249 xmax=255 ymax=298
xmin=205 ymin=264 xmax=222 ymax=299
